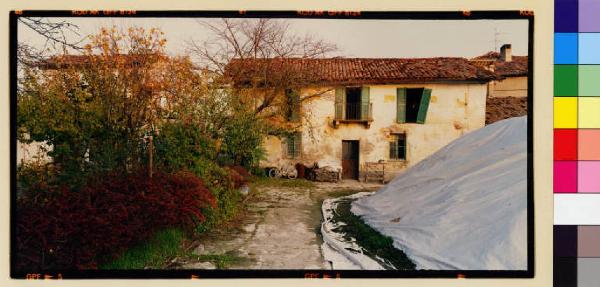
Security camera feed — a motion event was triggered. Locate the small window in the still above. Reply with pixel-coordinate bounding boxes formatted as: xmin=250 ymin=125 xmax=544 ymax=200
xmin=285 ymin=132 xmax=302 ymax=159
xmin=389 ymin=133 xmax=406 ymax=160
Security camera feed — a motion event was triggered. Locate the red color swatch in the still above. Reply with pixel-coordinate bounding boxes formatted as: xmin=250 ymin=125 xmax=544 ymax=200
xmin=554 ymin=129 xmax=578 ymax=160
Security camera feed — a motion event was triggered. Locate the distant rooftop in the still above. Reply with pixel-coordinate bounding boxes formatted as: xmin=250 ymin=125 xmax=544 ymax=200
xmin=470 ymin=51 xmax=528 ymax=77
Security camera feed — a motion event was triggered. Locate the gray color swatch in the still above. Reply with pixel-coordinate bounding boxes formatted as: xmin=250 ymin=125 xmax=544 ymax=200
xmin=578 ymin=258 xmax=600 ymax=287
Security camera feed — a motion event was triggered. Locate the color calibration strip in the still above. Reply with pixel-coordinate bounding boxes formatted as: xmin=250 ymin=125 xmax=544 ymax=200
xmin=554 ymin=0 xmax=600 ymax=286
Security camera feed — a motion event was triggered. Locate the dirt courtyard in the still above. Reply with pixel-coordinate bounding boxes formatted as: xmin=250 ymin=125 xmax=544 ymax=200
xmin=168 ymin=180 xmax=382 ymax=269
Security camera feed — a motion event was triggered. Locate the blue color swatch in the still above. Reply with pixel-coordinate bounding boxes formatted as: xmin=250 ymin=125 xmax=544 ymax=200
xmin=579 ymin=33 xmax=600 ymax=64
xmin=556 ymin=33 xmax=579 ymax=64
xmin=556 ymin=0 xmax=579 ymax=32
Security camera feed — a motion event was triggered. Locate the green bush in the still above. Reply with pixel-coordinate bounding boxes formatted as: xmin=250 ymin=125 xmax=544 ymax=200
xmin=152 ymin=122 xmax=246 ymax=232
xmin=220 ymin=110 xmax=266 ymax=170
xmin=191 ymin=159 xmax=243 ymax=232
xmin=153 ymin=122 xmax=217 ymax=172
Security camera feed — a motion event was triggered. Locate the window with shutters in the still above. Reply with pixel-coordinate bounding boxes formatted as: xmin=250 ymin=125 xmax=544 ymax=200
xmin=334 ymin=86 xmax=373 ymax=127
xmin=397 ymin=88 xmax=432 ymax=124
xmin=344 ymin=87 xmax=363 ymax=120
xmin=389 ymin=133 xmax=407 ymax=160
xmin=284 ymin=132 xmax=302 ymax=159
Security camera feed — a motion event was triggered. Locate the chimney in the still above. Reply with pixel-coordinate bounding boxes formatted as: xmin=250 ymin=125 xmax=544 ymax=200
xmin=500 ymin=44 xmax=512 ymax=62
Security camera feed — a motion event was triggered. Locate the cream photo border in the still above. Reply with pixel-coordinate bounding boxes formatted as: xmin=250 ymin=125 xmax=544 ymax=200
xmin=0 ymin=1 xmax=552 ymax=286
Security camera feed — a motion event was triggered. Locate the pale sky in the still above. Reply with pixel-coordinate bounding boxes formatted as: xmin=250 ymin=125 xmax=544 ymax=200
xmin=18 ymin=17 xmax=529 ymax=60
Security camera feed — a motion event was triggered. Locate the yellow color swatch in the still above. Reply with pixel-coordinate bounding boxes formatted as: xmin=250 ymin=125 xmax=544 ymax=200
xmin=554 ymin=97 xmax=578 ymax=128
xmin=579 ymin=97 xmax=600 ymax=128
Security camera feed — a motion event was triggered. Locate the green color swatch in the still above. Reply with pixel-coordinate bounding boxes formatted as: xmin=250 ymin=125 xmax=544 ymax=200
xmin=579 ymin=65 xmax=600 ymax=97
xmin=555 ymin=65 xmax=579 ymax=96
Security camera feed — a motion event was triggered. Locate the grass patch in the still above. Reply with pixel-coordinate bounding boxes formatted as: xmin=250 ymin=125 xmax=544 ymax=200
xmin=99 ymin=182 xmax=248 ymax=270
xmin=252 ymin=176 xmax=316 ymax=189
xmin=100 ymin=228 xmax=185 ymax=269
xmin=332 ymin=199 xmax=416 ymax=270
xmin=192 ymin=251 xmax=250 ymax=269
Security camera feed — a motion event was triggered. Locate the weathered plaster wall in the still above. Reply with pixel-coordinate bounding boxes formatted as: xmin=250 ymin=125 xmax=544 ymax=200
xmin=260 ymin=83 xmax=487 ymax=180
xmin=17 ymin=140 xmax=51 ymax=164
xmin=489 ymin=76 xmax=528 ymax=98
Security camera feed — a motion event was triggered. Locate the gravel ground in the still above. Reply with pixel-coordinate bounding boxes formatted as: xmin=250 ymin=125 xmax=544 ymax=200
xmin=170 ymin=180 xmax=381 ymax=270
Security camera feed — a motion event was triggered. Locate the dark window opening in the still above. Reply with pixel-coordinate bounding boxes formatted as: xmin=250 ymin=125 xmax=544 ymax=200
xmin=345 ymin=87 xmax=362 ymax=120
xmin=390 ymin=133 xmax=406 ymax=160
xmin=406 ymin=88 xmax=424 ymax=123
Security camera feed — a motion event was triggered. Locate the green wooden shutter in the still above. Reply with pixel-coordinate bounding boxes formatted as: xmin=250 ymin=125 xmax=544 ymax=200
xmin=396 ymin=88 xmax=407 ymax=123
xmin=416 ymin=88 xmax=432 ymax=124
xmin=335 ymin=88 xmax=345 ymax=120
xmin=361 ymin=86 xmax=370 ymax=120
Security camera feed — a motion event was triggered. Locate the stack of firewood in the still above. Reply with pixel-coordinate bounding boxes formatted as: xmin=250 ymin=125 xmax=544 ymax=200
xmin=311 ymin=167 xmax=340 ymax=182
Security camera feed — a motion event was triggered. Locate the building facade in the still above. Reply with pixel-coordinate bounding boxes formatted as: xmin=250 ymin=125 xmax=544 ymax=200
xmin=227 ymin=57 xmax=497 ymax=181
xmin=470 ymin=44 xmax=529 ymax=98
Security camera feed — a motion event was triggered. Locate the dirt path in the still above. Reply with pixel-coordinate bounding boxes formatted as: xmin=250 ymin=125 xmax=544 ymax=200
xmin=172 ymin=180 xmax=382 ymax=269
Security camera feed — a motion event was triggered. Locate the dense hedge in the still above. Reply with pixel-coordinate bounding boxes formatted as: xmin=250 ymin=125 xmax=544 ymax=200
xmin=14 ymin=171 xmax=215 ymax=271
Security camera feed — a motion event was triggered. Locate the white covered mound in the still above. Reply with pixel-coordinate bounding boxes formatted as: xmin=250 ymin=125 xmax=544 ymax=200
xmin=352 ymin=116 xmax=528 ymax=270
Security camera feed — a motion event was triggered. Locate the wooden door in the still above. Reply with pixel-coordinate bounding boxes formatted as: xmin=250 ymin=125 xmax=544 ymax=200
xmin=342 ymin=140 xmax=359 ymax=179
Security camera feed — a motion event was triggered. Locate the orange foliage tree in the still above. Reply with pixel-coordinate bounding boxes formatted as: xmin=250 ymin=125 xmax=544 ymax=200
xmin=17 ymin=26 xmax=203 ymax=185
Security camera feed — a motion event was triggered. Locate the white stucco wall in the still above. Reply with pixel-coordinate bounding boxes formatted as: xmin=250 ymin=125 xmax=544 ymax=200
xmin=261 ymin=82 xmax=488 ymax=180
xmin=489 ymin=76 xmax=528 ymax=98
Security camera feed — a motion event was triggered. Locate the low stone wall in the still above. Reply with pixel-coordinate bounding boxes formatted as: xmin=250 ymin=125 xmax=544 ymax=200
xmin=360 ymin=161 xmax=408 ymax=183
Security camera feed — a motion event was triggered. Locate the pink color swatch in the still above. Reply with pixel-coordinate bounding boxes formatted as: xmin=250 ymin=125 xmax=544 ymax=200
xmin=578 ymin=161 xmax=600 ymax=192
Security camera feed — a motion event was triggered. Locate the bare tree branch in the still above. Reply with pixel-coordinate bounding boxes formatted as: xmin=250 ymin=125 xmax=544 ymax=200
xmin=17 ymin=17 xmax=85 ymax=68
xmin=187 ymin=18 xmax=338 ymax=128
xmin=18 ymin=17 xmax=84 ymax=51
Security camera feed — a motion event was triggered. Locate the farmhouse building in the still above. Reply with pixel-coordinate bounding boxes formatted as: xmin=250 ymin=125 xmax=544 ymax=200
xmin=470 ymin=44 xmax=529 ymax=98
xmin=227 ymin=57 xmax=498 ymax=181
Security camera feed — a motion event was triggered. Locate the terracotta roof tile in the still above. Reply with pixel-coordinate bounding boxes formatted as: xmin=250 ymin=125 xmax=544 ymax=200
xmin=470 ymin=52 xmax=529 ymax=77
xmin=37 ymin=54 xmax=166 ymax=69
xmin=225 ymin=57 xmax=498 ymax=86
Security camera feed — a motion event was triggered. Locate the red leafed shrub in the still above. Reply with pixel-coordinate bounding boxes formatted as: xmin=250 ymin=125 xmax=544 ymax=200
xmin=226 ymin=166 xmax=250 ymax=188
xmin=14 ymin=171 xmax=215 ymax=271
xmin=231 ymin=165 xmax=250 ymax=181
xmin=227 ymin=169 xmax=244 ymax=189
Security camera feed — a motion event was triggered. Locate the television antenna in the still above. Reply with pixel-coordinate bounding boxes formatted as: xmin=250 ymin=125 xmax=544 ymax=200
xmin=494 ymin=28 xmax=508 ymax=51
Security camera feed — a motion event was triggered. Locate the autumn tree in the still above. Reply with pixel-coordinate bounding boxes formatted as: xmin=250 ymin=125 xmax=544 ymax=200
xmin=17 ymin=26 xmax=199 ymax=185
